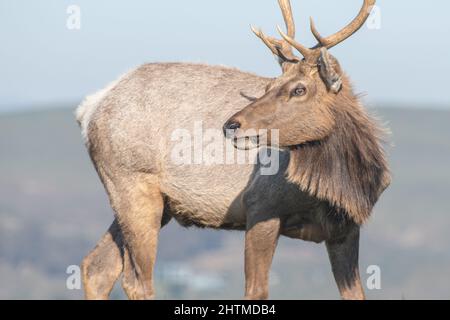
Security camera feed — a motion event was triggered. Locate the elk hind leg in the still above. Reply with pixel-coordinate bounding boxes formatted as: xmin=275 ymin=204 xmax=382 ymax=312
xmin=82 ymin=211 xmax=172 ymax=300
xmin=121 ymin=210 xmax=171 ymax=299
xmin=108 ymin=174 xmax=164 ymax=300
xmin=81 ymin=220 xmax=124 ymax=300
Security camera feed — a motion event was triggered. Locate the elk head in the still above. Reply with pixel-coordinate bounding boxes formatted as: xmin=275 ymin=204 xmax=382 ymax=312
xmin=224 ymin=0 xmax=390 ymax=225
xmin=224 ymin=0 xmax=376 ymax=149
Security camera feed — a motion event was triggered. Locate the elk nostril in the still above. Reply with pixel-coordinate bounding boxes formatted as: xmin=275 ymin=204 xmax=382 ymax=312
xmin=223 ymin=121 xmax=241 ymax=137
xmin=227 ymin=122 xmax=241 ymax=131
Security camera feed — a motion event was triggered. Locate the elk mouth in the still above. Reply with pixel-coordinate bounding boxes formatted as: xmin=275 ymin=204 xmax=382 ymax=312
xmin=232 ymin=134 xmax=263 ymax=150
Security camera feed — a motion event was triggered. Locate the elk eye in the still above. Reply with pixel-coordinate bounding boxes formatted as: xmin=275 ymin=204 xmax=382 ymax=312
xmin=291 ymin=86 xmax=306 ymax=97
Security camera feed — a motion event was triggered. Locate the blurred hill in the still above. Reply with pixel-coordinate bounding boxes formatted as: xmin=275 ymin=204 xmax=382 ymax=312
xmin=0 ymin=106 xmax=449 ymax=299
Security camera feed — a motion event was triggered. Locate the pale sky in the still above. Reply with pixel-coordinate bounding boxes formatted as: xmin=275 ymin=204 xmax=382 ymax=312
xmin=1 ymin=0 xmax=450 ymax=112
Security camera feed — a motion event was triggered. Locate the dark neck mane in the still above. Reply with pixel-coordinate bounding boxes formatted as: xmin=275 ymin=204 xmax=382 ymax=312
xmin=287 ymin=96 xmax=391 ymax=225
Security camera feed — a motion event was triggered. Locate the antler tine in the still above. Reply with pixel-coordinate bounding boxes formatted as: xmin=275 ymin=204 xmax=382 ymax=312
xmin=252 ymin=26 xmax=300 ymax=63
xmin=251 ymin=26 xmax=279 ymax=56
xmin=276 ymin=25 xmax=314 ymax=60
xmin=310 ymin=0 xmax=376 ymax=49
xmin=309 ymin=17 xmax=326 ymax=47
xmin=251 ymin=0 xmax=302 ymax=63
xmin=278 ymin=0 xmax=296 ymax=38
xmin=276 ymin=0 xmax=316 ymax=60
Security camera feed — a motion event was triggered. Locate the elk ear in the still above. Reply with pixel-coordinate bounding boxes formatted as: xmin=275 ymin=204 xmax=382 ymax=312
xmin=318 ymin=48 xmax=343 ymax=94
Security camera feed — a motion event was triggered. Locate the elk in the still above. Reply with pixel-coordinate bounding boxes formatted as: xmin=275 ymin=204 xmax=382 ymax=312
xmin=77 ymin=0 xmax=390 ymax=300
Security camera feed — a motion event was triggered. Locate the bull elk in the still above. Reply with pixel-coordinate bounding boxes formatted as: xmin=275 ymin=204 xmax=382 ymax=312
xmin=77 ymin=0 xmax=390 ymax=300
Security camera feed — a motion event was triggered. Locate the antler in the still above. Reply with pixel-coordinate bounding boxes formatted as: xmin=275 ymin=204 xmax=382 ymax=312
xmin=310 ymin=0 xmax=376 ymax=49
xmin=253 ymin=0 xmax=376 ymax=63
xmin=276 ymin=25 xmax=313 ymax=61
xmin=251 ymin=0 xmax=299 ymax=62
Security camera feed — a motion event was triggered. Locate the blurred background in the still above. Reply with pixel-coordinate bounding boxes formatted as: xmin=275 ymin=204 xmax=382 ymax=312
xmin=1 ymin=0 xmax=449 ymax=299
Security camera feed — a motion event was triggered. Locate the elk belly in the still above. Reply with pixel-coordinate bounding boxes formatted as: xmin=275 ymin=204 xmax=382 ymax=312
xmin=282 ymin=224 xmax=328 ymax=243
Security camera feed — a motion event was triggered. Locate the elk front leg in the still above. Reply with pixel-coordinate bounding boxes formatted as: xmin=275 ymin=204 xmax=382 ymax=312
xmin=326 ymin=225 xmax=365 ymax=300
xmin=244 ymin=214 xmax=281 ymax=300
